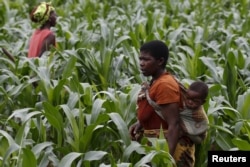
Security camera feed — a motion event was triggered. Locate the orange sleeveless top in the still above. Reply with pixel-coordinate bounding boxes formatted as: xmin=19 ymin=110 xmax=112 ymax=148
xmin=28 ymin=29 xmax=55 ymax=58
xmin=137 ymin=72 xmax=181 ymax=130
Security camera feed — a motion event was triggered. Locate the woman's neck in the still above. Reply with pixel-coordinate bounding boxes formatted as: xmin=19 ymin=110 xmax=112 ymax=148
xmin=40 ymin=23 xmax=51 ymax=30
xmin=150 ymin=69 xmax=166 ymax=85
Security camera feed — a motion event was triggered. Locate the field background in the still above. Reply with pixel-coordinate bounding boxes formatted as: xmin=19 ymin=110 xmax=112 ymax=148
xmin=1 ymin=0 xmax=250 ymax=166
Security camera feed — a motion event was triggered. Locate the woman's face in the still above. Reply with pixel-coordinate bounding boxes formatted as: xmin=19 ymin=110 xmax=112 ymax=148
xmin=139 ymin=51 xmax=162 ymax=77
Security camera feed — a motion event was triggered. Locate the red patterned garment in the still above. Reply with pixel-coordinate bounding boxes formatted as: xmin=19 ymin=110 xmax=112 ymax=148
xmin=28 ymin=29 xmax=55 ymax=58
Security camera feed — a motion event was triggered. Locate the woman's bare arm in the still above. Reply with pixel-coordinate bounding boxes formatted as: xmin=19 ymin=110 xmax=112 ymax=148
xmin=38 ymin=33 xmax=55 ymax=57
xmin=160 ymin=102 xmax=180 ymax=156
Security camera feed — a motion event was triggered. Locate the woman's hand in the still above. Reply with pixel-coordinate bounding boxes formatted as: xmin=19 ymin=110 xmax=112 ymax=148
xmin=129 ymin=121 xmax=143 ymax=141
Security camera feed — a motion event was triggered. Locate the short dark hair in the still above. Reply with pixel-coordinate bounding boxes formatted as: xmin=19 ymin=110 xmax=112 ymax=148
xmin=140 ymin=40 xmax=169 ymax=67
xmin=189 ymin=81 xmax=209 ymax=100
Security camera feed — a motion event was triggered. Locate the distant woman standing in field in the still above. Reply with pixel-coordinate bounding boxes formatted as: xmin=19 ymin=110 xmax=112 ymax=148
xmin=28 ymin=2 xmax=57 ymax=58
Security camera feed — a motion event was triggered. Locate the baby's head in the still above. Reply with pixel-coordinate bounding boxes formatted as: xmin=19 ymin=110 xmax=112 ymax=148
xmin=185 ymin=81 xmax=208 ymax=110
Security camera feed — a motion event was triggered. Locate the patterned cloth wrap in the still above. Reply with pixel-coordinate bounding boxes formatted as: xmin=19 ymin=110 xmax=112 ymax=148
xmin=179 ymin=106 xmax=208 ymax=144
xmin=30 ymin=2 xmax=55 ymax=25
xmin=142 ymin=82 xmax=208 ymax=144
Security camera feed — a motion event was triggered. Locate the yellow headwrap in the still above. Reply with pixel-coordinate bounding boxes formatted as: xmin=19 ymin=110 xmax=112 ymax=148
xmin=30 ymin=2 xmax=55 ymax=25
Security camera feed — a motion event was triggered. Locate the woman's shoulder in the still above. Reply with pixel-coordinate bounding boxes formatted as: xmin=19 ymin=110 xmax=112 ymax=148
xmin=150 ymin=73 xmax=181 ymax=104
xmin=42 ymin=28 xmax=54 ymax=34
xmin=34 ymin=28 xmax=53 ymax=35
xmin=154 ymin=73 xmax=179 ymax=89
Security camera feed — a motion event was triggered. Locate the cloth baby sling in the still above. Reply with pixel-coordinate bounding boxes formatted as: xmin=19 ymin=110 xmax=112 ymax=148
xmin=142 ymin=81 xmax=209 ymax=144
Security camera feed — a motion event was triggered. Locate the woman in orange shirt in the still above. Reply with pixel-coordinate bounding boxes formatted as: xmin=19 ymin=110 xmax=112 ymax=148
xmin=129 ymin=40 xmax=195 ymax=167
xmin=28 ymin=2 xmax=57 ymax=58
